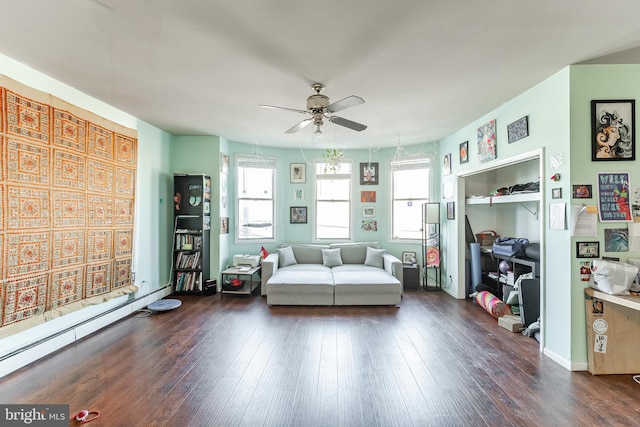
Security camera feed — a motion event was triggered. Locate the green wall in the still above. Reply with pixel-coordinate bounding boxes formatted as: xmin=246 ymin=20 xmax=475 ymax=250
xmin=438 ymin=67 xmax=574 ymax=367
xmin=569 ymin=64 xmax=640 ymax=365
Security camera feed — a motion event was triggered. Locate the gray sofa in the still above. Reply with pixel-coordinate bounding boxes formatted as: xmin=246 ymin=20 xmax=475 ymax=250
xmin=261 ymin=242 xmax=403 ymax=306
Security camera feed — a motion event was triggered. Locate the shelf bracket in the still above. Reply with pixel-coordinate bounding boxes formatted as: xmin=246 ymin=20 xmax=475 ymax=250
xmin=519 ymin=202 xmax=538 ymax=218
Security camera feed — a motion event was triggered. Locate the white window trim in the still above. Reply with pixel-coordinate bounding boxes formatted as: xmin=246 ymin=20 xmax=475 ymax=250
xmin=235 ymin=154 xmax=277 ymax=243
xmin=390 ymin=156 xmax=432 ymax=242
xmin=313 ymin=159 xmax=353 ymax=242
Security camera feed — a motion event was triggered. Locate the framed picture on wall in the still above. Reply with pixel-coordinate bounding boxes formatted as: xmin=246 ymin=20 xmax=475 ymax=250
xmin=459 ymin=141 xmax=469 ymax=164
xmin=290 ymin=206 xmax=307 ymax=224
xmin=446 ymin=201 xmax=455 ymax=220
xmin=360 ymin=162 xmax=379 ymax=185
xmin=443 ymin=153 xmax=451 ymax=175
xmin=591 ymin=99 xmax=635 ymax=161
xmin=290 ymin=163 xmax=306 ymax=183
xmin=576 ymin=241 xmax=599 ymax=258
xmin=362 ymin=206 xmax=376 ymax=217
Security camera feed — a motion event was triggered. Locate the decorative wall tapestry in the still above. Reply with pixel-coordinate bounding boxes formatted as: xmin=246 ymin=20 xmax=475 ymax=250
xmin=0 ymin=75 xmax=138 ymax=335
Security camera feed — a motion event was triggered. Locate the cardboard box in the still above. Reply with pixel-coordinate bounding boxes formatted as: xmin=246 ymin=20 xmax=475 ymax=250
xmin=498 ymin=314 xmax=524 ymax=332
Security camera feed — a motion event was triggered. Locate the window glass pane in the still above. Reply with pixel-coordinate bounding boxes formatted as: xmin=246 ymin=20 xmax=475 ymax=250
xmin=391 ymin=158 xmax=430 ymax=240
xmin=237 ymin=155 xmax=275 ymax=241
xmin=237 ymin=167 xmax=273 ymax=199
xmin=392 ymin=199 xmax=427 ymax=240
xmin=394 ymin=168 xmax=429 ymax=199
xmin=317 ymin=178 xmax=349 ymax=200
xmin=238 ymin=199 xmax=273 ymax=239
xmin=315 ymin=160 xmax=351 ymax=240
xmin=317 ymin=201 xmax=350 ymax=239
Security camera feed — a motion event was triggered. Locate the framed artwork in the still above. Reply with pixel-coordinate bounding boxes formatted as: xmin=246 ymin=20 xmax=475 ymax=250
xmin=220 ymin=153 xmax=229 ymax=174
xmin=220 ymin=217 xmax=229 ymax=234
xmin=573 ymin=184 xmax=592 ymax=199
xmin=477 ymin=119 xmax=497 ymax=163
xmin=443 ymin=153 xmax=451 ymax=175
xmin=362 ymin=206 xmax=376 ymax=217
xmin=402 ymin=251 xmax=417 ymax=265
xmin=290 ymin=206 xmax=307 ymax=224
xmin=576 ymin=241 xmax=600 ymax=258
xmin=361 ymin=191 xmax=376 ymax=202
xmin=597 ymin=172 xmax=632 ymax=221
xmin=592 ymin=100 xmax=635 ymax=161
xmin=459 ymin=141 xmax=469 ymax=164
xmin=294 ymin=189 xmax=304 ymax=200
xmin=290 ymin=163 xmax=306 ymax=183
xmin=360 ymin=162 xmax=379 ymax=185
xmin=442 ymin=181 xmax=454 ymax=199
xmin=361 ymin=219 xmax=378 ymax=231
xmin=446 ymin=201 xmax=455 ymax=220
xmin=552 ymin=188 xmax=562 ymax=199
xmin=507 ymin=116 xmax=529 ymax=143
xmin=604 ymin=228 xmax=629 ymax=252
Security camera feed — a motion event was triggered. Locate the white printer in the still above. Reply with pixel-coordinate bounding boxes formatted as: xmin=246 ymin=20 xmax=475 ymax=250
xmin=233 ymin=254 xmax=261 ymax=267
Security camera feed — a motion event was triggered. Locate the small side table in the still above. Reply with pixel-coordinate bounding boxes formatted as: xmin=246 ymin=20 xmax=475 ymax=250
xmin=403 ymin=264 xmax=420 ymax=290
xmin=221 ymin=266 xmax=261 ymax=297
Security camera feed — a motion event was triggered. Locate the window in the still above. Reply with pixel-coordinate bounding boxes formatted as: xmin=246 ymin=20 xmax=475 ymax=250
xmin=391 ymin=158 xmax=431 ymax=240
xmin=315 ymin=161 xmax=352 ymax=240
xmin=236 ymin=155 xmax=276 ymax=241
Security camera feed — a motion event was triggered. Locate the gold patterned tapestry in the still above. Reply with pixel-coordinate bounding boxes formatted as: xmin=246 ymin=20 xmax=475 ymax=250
xmin=0 ymin=75 xmax=137 ymax=336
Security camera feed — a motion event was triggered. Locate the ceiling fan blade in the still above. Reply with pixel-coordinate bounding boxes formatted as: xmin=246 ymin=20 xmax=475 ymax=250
xmin=285 ymin=118 xmax=313 ymax=134
xmin=259 ymin=104 xmax=309 ymax=114
xmin=328 ymin=116 xmax=367 ymax=132
xmin=325 ymin=95 xmax=364 ymax=113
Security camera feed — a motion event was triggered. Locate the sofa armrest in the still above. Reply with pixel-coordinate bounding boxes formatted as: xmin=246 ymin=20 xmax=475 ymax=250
xmin=383 ymin=253 xmax=403 ymax=286
xmin=261 ymin=253 xmax=279 ymax=296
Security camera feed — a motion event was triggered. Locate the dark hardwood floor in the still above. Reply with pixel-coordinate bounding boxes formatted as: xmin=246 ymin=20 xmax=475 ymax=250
xmin=0 ymin=290 xmax=638 ymax=427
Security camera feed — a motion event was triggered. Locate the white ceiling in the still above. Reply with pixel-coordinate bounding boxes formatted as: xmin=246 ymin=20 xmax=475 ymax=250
xmin=2 ymin=0 xmax=640 ymax=149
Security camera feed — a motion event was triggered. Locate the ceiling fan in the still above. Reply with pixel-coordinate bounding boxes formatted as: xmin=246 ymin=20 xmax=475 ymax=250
xmin=259 ymin=83 xmax=367 ymax=135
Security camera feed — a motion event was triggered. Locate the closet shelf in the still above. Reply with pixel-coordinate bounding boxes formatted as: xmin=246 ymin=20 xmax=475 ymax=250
xmin=465 ymin=192 xmax=540 ymax=205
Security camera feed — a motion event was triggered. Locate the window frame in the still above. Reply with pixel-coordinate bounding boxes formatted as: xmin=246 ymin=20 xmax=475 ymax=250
xmin=314 ymin=160 xmax=353 ymax=241
xmin=235 ymin=154 xmax=277 ymax=243
xmin=390 ymin=157 xmax=432 ymax=241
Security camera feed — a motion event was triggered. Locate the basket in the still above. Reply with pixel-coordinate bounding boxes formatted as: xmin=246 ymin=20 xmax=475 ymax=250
xmin=476 ymin=230 xmax=499 ymax=246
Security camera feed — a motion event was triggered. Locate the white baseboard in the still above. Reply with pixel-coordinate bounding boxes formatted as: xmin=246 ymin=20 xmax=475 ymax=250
xmin=543 ymin=347 xmax=589 ymax=371
xmin=0 ymin=285 xmax=172 ymax=379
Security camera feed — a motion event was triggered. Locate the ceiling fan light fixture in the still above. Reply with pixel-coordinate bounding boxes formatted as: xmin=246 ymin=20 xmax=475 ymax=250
xmin=314 ymin=124 xmax=323 ymax=135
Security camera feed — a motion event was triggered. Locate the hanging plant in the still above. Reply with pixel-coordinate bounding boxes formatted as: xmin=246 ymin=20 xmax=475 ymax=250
xmin=322 ymin=148 xmax=343 ymax=174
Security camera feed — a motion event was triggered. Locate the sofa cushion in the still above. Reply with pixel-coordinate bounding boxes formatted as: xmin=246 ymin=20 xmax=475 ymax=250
xmin=322 ymin=248 xmax=343 ymax=267
xmin=364 ymin=247 xmax=385 ymax=268
xmin=277 ymin=246 xmax=297 ymax=267
xmin=289 ymin=244 xmax=328 ymax=264
xmin=329 ymin=242 xmax=379 ymax=264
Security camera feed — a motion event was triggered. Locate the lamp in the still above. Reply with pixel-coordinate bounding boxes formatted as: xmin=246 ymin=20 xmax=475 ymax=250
xmin=314 ymin=124 xmax=322 ymax=135
xmin=425 ymin=203 xmax=440 ymax=224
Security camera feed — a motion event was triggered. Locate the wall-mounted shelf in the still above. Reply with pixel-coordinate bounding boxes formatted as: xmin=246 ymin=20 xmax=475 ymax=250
xmin=465 ymin=192 xmax=540 ymax=205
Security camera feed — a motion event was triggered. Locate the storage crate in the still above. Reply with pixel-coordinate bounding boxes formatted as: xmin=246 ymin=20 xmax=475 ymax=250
xmin=498 ymin=314 xmax=524 ymax=332
xmin=476 ymin=231 xmax=499 ymax=246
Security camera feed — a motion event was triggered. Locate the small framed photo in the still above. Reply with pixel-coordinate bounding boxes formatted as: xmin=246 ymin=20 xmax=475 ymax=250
xmin=402 ymin=251 xmax=417 ymax=265
xmin=443 ymin=153 xmax=451 ymax=175
xmin=446 ymin=201 xmax=455 ymax=220
xmin=592 ymin=99 xmax=635 ymax=161
xmin=507 ymin=116 xmax=529 ymax=143
xmin=459 ymin=141 xmax=469 ymax=164
xmin=220 ymin=217 xmax=229 ymax=234
xmin=361 ymin=191 xmax=376 ymax=202
xmin=220 ymin=153 xmax=229 ymax=174
xmin=576 ymin=241 xmax=600 ymax=258
xmin=552 ymin=188 xmax=562 ymax=199
xmin=573 ymin=184 xmax=592 ymax=199
xmin=362 ymin=206 xmax=376 ymax=217
xmin=290 ymin=163 xmax=306 ymax=183
xmin=360 ymin=162 xmax=379 ymax=185
xmin=290 ymin=206 xmax=307 ymax=224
